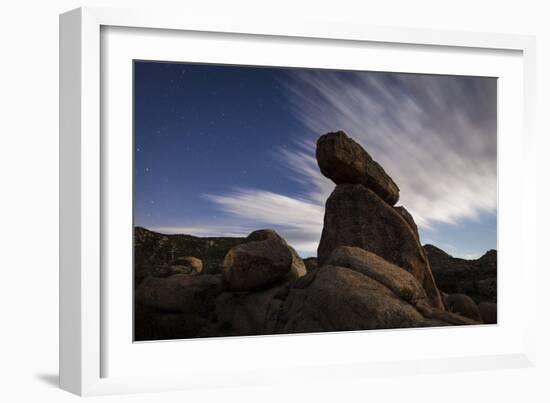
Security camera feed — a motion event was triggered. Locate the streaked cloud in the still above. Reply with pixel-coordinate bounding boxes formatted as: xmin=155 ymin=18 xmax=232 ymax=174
xmin=283 ymin=70 xmax=497 ymax=229
xmin=177 ymin=70 xmax=497 ymax=257
xmin=204 ymin=190 xmax=324 ymax=256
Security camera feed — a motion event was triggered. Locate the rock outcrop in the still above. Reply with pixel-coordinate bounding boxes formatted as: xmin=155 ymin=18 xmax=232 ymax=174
xmin=134 ymin=130 xmax=495 ymax=341
xmin=245 ymin=229 xmax=307 ymax=280
xmin=394 ymin=206 xmax=420 ymax=240
xmin=303 ymin=257 xmax=318 ymax=273
xmin=274 ymin=261 xmax=476 ymax=334
xmin=275 ymin=265 xmax=428 ymax=333
xmin=152 ymin=256 xmax=204 ymax=278
xmin=326 ymin=246 xmax=428 ymax=306
xmin=424 ymin=244 xmax=497 ymax=304
xmin=223 ymin=235 xmax=293 ymax=291
xmin=318 ymin=184 xmax=443 ymax=309
xmin=443 ymin=293 xmax=482 ymax=322
xmin=316 ymin=131 xmax=400 ymax=205
xmin=134 ymin=227 xmax=245 ymax=284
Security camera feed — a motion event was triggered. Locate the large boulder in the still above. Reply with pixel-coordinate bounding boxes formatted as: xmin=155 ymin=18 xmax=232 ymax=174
xmin=316 ymin=131 xmax=399 ymax=205
xmin=244 ymin=229 xmax=307 ymax=280
xmin=326 ymin=246 xmax=427 ymax=305
xmin=317 ymin=184 xmax=443 ymax=309
xmin=443 ymin=293 xmax=482 ymax=322
xmin=275 ymin=266 xmax=428 ymax=333
xmin=222 ymin=231 xmax=294 ymax=291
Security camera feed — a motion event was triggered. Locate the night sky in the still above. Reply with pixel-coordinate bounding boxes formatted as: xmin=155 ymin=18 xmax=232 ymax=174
xmin=134 ymin=61 xmax=497 ymax=258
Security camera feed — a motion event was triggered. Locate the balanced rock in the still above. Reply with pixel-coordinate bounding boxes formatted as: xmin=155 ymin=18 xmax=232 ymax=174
xmin=222 ymin=230 xmax=294 ymax=291
xmin=316 ymin=131 xmax=399 ymax=205
xmin=318 ymin=184 xmax=443 ymax=309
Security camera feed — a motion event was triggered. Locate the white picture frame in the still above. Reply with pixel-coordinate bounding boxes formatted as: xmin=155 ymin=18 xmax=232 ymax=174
xmin=59 ymin=6 xmax=537 ymax=396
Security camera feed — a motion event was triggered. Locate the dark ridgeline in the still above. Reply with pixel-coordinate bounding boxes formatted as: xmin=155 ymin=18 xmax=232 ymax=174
xmin=134 ymin=131 xmax=497 ymax=341
xmin=424 ymin=244 xmax=497 ymax=323
xmin=134 ymin=227 xmax=245 ymax=284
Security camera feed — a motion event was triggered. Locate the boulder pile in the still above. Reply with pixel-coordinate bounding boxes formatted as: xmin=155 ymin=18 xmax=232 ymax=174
xmin=135 ymin=130 xmax=495 ymax=341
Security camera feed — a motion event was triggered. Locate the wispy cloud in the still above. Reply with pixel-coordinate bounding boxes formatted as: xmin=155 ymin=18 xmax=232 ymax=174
xmin=151 ymin=190 xmax=326 ymax=256
xmin=175 ymin=71 xmax=496 ymax=256
xmin=204 ymin=190 xmax=324 ymax=256
xmin=283 ymin=70 xmax=497 ymax=228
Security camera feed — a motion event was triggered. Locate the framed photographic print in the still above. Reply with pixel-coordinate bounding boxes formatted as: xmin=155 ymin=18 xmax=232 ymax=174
xmin=60 ymin=6 xmax=537 ymax=396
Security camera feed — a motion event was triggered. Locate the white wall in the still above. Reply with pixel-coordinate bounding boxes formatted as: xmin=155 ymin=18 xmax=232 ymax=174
xmin=1 ymin=0 xmax=548 ymax=401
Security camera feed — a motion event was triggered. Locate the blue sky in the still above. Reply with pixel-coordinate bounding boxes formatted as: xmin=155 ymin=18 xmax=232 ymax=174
xmin=134 ymin=62 xmax=497 ymax=259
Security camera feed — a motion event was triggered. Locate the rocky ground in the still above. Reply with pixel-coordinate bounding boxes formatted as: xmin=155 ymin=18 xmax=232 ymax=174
xmin=134 ymin=130 xmax=497 ymax=341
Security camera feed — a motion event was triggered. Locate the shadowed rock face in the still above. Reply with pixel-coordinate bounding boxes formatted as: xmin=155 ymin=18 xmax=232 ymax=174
xmin=394 ymin=206 xmax=420 ymax=241
xmin=303 ymin=257 xmax=318 ymax=273
xmin=173 ymin=256 xmax=203 ymax=273
xmin=273 ymin=264 xmax=476 ymax=333
xmin=318 ymin=184 xmax=444 ymax=309
xmin=134 ymin=243 xmax=478 ymax=341
xmin=424 ymin=244 xmax=497 ymax=304
xmin=316 ymin=131 xmax=400 ymax=205
xmin=223 ymin=237 xmax=293 ymax=291
xmin=222 ymin=229 xmax=306 ymax=291
xmin=443 ymin=293 xmax=482 ymax=322
xmin=245 ymin=229 xmax=307 ymax=280
xmin=275 ymin=265 xmax=428 ymax=333
xmin=326 ymin=246 xmax=428 ymax=306
xmin=136 ymin=273 xmax=223 ymax=314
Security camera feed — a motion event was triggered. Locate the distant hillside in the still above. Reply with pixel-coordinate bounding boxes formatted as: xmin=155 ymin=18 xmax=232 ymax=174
xmin=424 ymin=244 xmax=497 ymax=303
xmin=134 ymin=227 xmax=245 ymax=284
